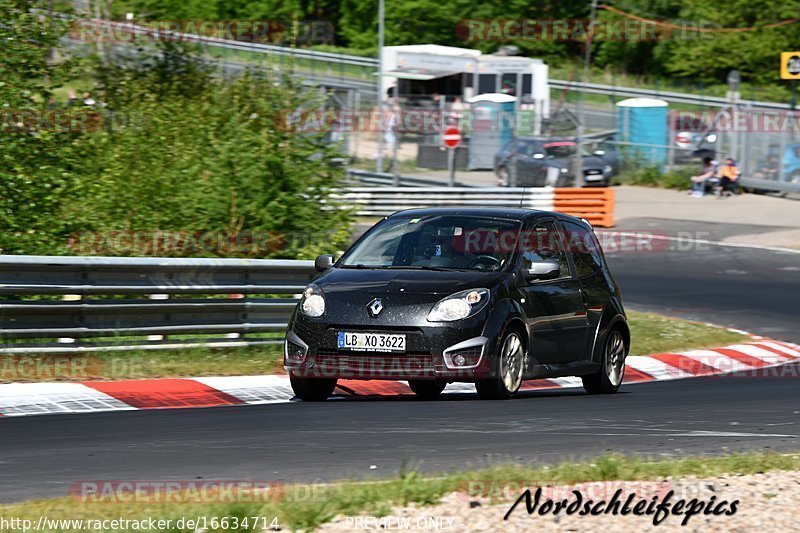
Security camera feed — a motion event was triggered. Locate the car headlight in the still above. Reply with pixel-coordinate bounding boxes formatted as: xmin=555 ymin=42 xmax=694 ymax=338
xmin=560 ymin=167 xmax=569 ymax=174
xmin=604 ymin=165 xmax=613 ymax=174
xmin=706 ymin=134 xmax=717 ymax=143
xmin=427 ymin=289 xmax=490 ymax=322
xmin=300 ymin=285 xmax=325 ymax=317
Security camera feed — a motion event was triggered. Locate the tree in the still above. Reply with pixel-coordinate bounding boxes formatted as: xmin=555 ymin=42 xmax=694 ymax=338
xmin=69 ymin=44 xmax=352 ymax=258
xmin=0 ymin=0 xmax=82 ymax=254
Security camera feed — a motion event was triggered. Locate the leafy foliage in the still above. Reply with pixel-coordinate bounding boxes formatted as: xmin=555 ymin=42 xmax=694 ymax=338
xmin=109 ymin=0 xmax=800 ymax=89
xmin=2 ymin=1 xmax=352 ymax=258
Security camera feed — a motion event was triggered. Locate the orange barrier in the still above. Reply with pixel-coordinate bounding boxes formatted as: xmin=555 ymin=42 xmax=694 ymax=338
xmin=553 ymin=188 xmax=615 ymax=228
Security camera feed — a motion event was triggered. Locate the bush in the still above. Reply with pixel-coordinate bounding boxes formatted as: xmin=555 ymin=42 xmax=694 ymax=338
xmin=1 ymin=6 xmax=353 ymax=259
xmin=615 ymin=165 xmax=695 ymax=191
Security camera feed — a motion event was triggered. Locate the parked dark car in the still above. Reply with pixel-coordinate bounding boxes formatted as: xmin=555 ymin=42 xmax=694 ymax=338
xmin=285 ymin=208 xmax=629 ymax=401
xmin=494 ymin=137 xmax=617 ymax=187
xmin=671 ymin=114 xmax=718 ymax=162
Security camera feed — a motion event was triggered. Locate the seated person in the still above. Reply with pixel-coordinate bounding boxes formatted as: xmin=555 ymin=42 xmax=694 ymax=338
xmin=718 ymin=158 xmax=740 ymax=197
xmin=690 ymin=157 xmax=716 ymax=197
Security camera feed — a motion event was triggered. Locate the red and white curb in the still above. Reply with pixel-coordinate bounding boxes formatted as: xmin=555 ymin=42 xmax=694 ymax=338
xmin=0 ymin=339 xmax=798 ymax=418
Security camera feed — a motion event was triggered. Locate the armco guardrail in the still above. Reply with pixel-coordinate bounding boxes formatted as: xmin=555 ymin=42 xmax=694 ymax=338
xmin=0 ymin=256 xmax=316 ymax=354
xmin=551 ymin=80 xmax=791 ymax=111
xmin=332 ymin=187 xmax=615 ymax=227
xmin=345 ymin=169 xmax=480 ymax=188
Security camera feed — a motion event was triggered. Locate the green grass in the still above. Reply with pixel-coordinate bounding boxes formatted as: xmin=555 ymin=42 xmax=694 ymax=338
xmin=1 ymin=451 xmax=797 ymax=531
xmin=0 ymin=311 xmax=748 ymax=383
xmin=0 ymin=345 xmax=284 ymax=384
xmin=627 ymin=311 xmax=748 ymax=356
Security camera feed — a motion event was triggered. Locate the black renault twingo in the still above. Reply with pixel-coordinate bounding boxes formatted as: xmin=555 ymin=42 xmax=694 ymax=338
xmin=285 ymin=208 xmax=629 ymax=401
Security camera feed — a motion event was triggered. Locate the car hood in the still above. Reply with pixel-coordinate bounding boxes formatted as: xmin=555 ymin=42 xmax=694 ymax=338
xmin=315 ymin=267 xmax=504 ymax=295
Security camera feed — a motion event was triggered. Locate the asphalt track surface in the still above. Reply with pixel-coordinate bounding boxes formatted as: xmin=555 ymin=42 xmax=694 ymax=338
xmin=1 ymin=219 xmax=798 ymax=503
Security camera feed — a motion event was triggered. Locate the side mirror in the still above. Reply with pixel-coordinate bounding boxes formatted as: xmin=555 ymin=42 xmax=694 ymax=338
xmin=524 ymin=260 xmax=561 ymax=281
xmin=314 ymin=254 xmax=334 ymax=272
xmin=532 ymin=153 xmax=545 ymax=160
xmin=593 ymin=149 xmax=606 ymax=156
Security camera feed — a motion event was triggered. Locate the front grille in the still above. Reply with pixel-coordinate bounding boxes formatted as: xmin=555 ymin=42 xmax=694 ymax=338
xmin=292 ymin=319 xmax=320 ymax=341
xmin=315 ymin=349 xmax=435 ymax=376
xmin=445 ymin=345 xmax=483 ymax=368
xmin=450 ymin=346 xmax=482 ymax=358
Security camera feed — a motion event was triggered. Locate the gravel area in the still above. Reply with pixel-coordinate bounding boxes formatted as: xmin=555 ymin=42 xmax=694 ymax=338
xmin=316 ymin=470 xmax=800 ymax=532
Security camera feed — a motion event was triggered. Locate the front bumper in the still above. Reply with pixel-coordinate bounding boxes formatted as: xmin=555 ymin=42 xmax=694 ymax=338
xmin=284 ymin=317 xmax=496 ymax=381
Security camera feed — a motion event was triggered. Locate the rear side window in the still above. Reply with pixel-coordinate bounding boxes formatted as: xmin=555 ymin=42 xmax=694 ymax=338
xmin=562 ymin=221 xmax=604 ymax=277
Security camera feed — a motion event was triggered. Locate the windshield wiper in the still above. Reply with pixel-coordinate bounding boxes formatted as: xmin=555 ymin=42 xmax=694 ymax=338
xmin=384 ymin=265 xmax=471 ymax=272
xmin=340 ymin=264 xmax=473 ymax=272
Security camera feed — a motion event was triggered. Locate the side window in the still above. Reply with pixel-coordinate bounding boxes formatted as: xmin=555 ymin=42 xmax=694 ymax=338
xmin=520 ymin=221 xmax=570 ymax=279
xmin=562 ymin=221 xmax=604 ymax=277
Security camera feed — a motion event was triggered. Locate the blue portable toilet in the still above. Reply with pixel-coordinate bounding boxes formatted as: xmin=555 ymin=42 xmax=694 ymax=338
xmin=616 ymin=98 xmax=668 ymax=169
xmin=467 ymin=93 xmax=516 ymax=170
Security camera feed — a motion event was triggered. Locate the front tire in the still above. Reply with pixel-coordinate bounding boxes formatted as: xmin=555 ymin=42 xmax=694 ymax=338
xmin=407 ymin=380 xmax=447 ymax=400
xmin=496 ymin=166 xmax=509 ymax=187
xmin=290 ymin=375 xmax=337 ymax=401
xmin=476 ymin=330 xmax=524 ymax=400
xmin=582 ymin=327 xmax=627 ymax=394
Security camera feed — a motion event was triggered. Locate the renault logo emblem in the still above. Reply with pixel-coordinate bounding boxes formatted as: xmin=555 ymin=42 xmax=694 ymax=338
xmin=368 ymin=298 xmax=384 ymax=317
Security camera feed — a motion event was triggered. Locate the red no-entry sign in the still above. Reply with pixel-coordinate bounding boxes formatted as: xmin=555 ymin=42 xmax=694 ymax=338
xmin=443 ymin=127 xmax=461 ymax=149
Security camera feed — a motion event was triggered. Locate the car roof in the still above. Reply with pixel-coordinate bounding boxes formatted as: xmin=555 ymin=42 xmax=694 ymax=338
xmin=386 ymin=207 xmax=592 ymax=228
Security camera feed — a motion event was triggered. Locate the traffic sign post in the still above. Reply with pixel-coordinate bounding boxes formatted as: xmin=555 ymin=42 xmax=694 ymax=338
xmin=781 ymin=52 xmax=800 ymax=140
xmin=443 ymin=127 xmax=461 ymax=187
xmin=780 ymin=52 xmax=800 ymax=80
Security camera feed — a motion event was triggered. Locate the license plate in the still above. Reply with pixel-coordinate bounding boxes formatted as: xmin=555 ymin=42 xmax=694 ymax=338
xmin=337 ymin=332 xmax=406 ymax=352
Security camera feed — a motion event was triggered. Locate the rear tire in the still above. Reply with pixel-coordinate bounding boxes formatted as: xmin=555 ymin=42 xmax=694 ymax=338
xmin=290 ymin=375 xmax=337 ymax=401
xmin=582 ymin=327 xmax=627 ymax=395
xmin=476 ymin=330 xmax=524 ymax=400
xmin=407 ymin=380 xmax=447 ymax=400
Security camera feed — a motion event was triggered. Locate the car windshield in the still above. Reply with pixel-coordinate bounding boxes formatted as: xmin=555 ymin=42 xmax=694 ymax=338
xmin=544 ymin=142 xmax=589 ymax=158
xmin=339 ymin=215 xmax=521 ymax=272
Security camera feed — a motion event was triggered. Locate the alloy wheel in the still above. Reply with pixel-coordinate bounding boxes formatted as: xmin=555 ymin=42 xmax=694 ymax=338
xmin=500 ymin=332 xmax=524 ymax=393
xmin=605 ymin=329 xmax=626 ymax=387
